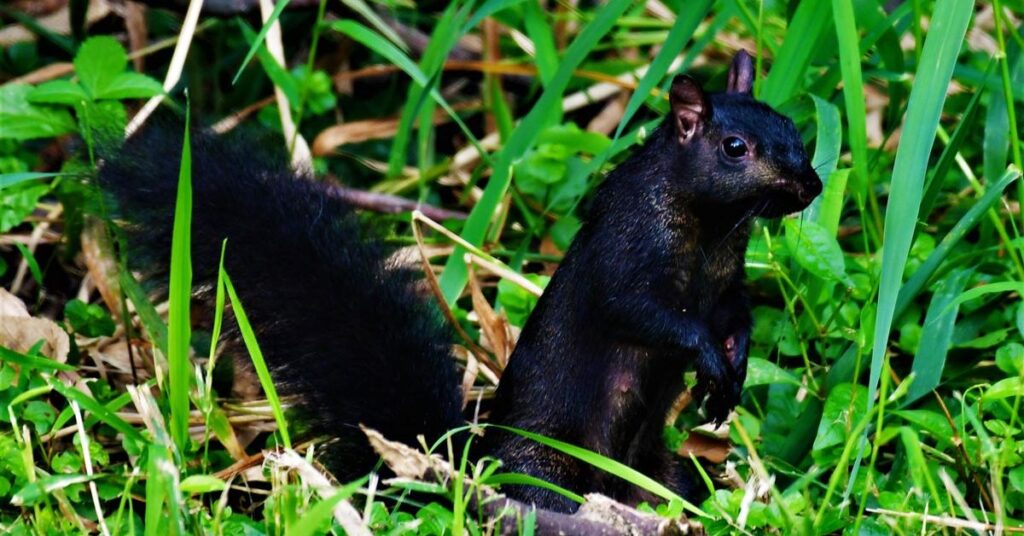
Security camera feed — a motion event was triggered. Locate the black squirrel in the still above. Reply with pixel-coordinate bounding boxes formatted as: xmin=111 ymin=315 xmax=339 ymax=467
xmin=99 ymin=51 xmax=820 ymax=513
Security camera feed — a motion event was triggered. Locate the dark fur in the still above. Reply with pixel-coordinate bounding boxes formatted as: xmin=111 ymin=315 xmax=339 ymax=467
xmin=99 ymin=123 xmax=464 ymax=480
xmin=487 ymin=68 xmax=821 ymax=511
xmin=99 ymin=53 xmax=820 ymax=515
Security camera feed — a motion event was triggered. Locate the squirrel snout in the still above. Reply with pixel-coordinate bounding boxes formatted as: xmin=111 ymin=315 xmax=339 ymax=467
xmin=796 ymin=171 xmax=823 ymax=204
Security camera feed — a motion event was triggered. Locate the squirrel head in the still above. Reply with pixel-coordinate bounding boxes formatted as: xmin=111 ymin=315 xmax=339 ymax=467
xmin=667 ymin=50 xmax=822 ymax=218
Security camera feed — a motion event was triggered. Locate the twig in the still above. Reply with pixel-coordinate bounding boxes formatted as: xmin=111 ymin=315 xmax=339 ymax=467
xmin=324 ymin=182 xmax=467 ymax=221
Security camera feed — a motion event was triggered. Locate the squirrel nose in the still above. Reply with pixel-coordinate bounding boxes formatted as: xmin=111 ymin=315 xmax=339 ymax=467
xmin=799 ymin=171 xmax=823 ymax=202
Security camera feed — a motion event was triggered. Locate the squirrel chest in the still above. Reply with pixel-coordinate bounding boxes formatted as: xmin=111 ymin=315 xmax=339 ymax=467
xmin=664 ymin=212 xmax=750 ymax=316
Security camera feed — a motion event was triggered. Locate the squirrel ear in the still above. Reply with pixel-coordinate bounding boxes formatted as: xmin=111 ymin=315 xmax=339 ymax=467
xmin=726 ymin=50 xmax=754 ymax=94
xmin=669 ymin=75 xmax=708 ymax=145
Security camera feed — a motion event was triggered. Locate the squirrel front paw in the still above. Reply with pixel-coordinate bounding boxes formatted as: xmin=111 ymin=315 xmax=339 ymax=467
xmin=693 ymin=345 xmax=741 ymax=425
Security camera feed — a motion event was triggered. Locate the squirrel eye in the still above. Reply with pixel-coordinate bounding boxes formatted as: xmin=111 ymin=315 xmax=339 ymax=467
xmin=722 ymin=136 xmax=748 ymax=159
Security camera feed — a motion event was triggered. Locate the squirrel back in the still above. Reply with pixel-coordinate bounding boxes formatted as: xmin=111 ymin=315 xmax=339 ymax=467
xmin=100 ymin=121 xmax=464 ymax=477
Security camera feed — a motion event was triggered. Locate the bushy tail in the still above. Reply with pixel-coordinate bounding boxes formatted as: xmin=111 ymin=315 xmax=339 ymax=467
xmin=99 ymin=120 xmax=464 ymax=477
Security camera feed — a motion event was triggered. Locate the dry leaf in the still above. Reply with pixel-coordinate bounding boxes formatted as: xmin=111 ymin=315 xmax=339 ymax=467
xmin=678 ymin=433 xmax=732 ymax=465
xmin=312 ymin=100 xmax=480 ymax=156
xmin=0 ymin=288 xmax=70 ymax=362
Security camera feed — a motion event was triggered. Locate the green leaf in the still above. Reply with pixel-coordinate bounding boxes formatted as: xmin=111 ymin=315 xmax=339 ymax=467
xmin=0 ymin=172 xmax=61 ymax=190
xmin=983 ymin=377 xmax=1024 ymax=401
xmin=613 ymin=0 xmax=711 ymax=143
xmin=784 ymin=218 xmax=849 ymax=285
xmin=891 ymin=410 xmax=955 ymax=450
xmin=745 ymin=358 xmax=802 ymax=388
xmin=0 ymin=84 xmax=77 ymax=140
xmin=812 ymin=383 xmax=868 ymax=466
xmin=287 ymin=478 xmax=365 ymax=536
xmin=496 ymin=274 xmax=548 ymax=327
xmin=522 ymin=1 xmax=557 ymax=86
xmin=22 ymin=400 xmax=56 ymax=435
xmin=96 ymin=72 xmax=164 ymax=100
xmin=949 ymin=281 xmax=1024 ymax=312
xmin=1 ymin=182 xmax=49 ymax=233
xmin=144 ymin=443 xmax=185 ymax=536
xmin=484 ymin=473 xmax=585 ymax=504
xmin=224 ymin=272 xmax=292 ymax=449
xmin=179 ymin=475 xmax=227 ymax=494
xmin=829 ymin=0 xmax=869 ymax=194
xmin=995 ymin=342 xmax=1024 ymax=376
xmin=74 ymin=36 xmax=129 ymax=99
xmin=328 ymin=19 xmax=485 ymax=170
xmin=27 ymin=80 xmax=88 ymax=105
xmin=64 ymin=299 xmax=116 ymax=338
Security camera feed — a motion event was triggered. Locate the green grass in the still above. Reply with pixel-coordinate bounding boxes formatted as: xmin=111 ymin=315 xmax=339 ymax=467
xmin=1 ymin=0 xmax=1024 ymax=534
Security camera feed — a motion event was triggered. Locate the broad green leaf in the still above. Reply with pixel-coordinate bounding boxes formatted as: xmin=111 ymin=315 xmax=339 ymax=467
xmin=784 ymin=219 xmax=850 ymax=285
xmin=995 ymin=342 xmax=1024 ymax=376
xmin=983 ymin=377 xmax=1024 ymax=401
xmin=0 ymin=84 xmax=77 ymax=140
xmin=27 ymin=80 xmax=88 ymax=105
xmin=812 ymin=383 xmax=868 ymax=467
xmin=1 ymin=182 xmax=49 ymax=233
xmin=892 ymin=410 xmax=954 ymax=449
xmin=96 ymin=72 xmax=163 ymax=100
xmin=74 ymin=36 xmax=129 ymax=99
xmin=745 ymin=358 xmax=802 ymax=388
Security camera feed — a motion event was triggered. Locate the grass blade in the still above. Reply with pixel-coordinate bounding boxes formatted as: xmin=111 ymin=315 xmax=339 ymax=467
xmin=223 ymin=272 xmax=291 ymax=448
xmin=438 ymin=0 xmax=633 ymax=303
xmin=167 ymin=109 xmax=193 ymax=453
xmin=760 ymin=0 xmax=831 ymax=106
xmin=895 ymin=167 xmax=1020 ymax=314
xmin=830 ymin=0 xmax=869 ymax=196
xmin=231 ymin=0 xmax=291 ymax=85
xmin=329 ymin=20 xmax=489 ymax=167
xmin=493 ymin=425 xmax=704 ymax=516
xmin=853 ymin=0 xmax=974 ymax=494
xmin=904 ymin=268 xmax=972 ymax=405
